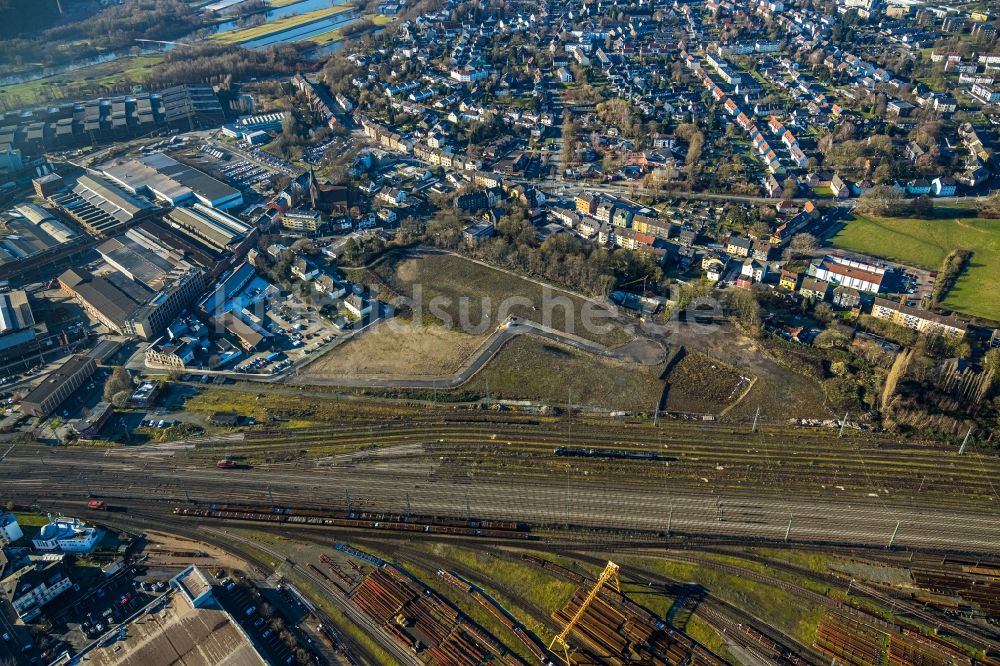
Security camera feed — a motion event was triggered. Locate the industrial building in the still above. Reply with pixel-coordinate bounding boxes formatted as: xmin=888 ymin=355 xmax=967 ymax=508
xmin=0 ymin=204 xmax=79 ymax=268
xmin=103 ymin=153 xmax=242 ymax=210
xmin=0 ymin=290 xmax=38 ymax=358
xmin=167 ymin=204 xmax=254 ymax=253
xmin=52 ymin=173 xmax=157 ymax=236
xmin=132 ymin=217 xmax=235 ymax=280
xmin=74 ymin=566 xmax=267 ymax=666
xmin=0 ymin=85 xmax=224 ymax=155
xmin=32 ymin=172 xmax=65 ymax=198
xmin=59 ymin=264 xmax=206 ymax=340
xmin=215 ymin=310 xmax=269 ymax=351
xmin=19 ymin=354 xmax=96 ymax=418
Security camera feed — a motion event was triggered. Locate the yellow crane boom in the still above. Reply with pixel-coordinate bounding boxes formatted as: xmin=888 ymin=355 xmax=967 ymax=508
xmin=549 ymin=561 xmax=621 ymax=666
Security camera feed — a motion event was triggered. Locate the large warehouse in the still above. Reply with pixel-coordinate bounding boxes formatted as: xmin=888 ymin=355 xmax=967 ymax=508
xmin=0 ymin=204 xmax=78 ymax=267
xmin=0 ymin=290 xmax=38 ymax=358
xmin=52 ymin=173 xmax=157 ymax=236
xmin=102 ymin=153 xmax=243 ymax=210
xmin=59 ymin=263 xmax=206 ymax=341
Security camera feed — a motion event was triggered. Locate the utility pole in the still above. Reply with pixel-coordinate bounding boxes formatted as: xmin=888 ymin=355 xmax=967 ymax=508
xmin=838 ymin=411 xmax=849 ymax=438
xmin=785 ymin=516 xmax=792 ymax=543
xmin=405 ymin=492 xmax=411 ymax=521
xmin=345 ymin=488 xmax=352 ymax=513
xmin=751 ymin=406 xmax=760 ymax=433
xmin=666 ymin=505 xmax=673 ymax=537
xmin=485 ymin=378 xmax=490 ymax=410
xmin=888 ymin=520 xmax=901 ymax=549
xmin=268 ymin=483 xmax=274 ymax=505
xmin=567 ymin=389 xmax=572 ymax=444
xmin=958 ymin=427 xmax=972 ymax=455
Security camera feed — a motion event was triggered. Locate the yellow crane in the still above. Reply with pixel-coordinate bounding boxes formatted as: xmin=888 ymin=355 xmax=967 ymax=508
xmin=549 ymin=561 xmax=621 ymax=666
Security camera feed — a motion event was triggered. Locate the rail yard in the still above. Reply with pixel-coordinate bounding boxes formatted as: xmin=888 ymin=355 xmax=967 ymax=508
xmin=2 ymin=396 xmax=999 ymax=666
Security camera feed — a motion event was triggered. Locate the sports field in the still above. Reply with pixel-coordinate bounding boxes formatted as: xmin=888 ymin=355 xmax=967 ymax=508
xmin=831 ymin=213 xmax=1000 ymax=320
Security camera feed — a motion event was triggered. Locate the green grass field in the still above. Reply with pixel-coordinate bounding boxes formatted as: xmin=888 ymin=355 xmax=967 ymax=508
xmin=832 ymin=213 xmax=1000 ymax=320
xmin=213 ymin=4 xmax=354 ymax=43
xmin=0 ymin=55 xmax=162 ymax=109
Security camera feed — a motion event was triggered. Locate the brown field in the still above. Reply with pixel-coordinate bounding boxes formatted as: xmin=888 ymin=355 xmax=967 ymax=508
xmin=463 ymin=336 xmax=665 ymax=410
xmin=367 ymin=253 xmax=635 ymax=348
xmin=301 ymin=320 xmax=487 ymax=379
xmin=662 ymin=351 xmax=752 ymax=414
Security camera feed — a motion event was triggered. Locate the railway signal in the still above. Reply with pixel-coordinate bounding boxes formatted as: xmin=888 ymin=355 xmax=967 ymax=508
xmin=888 ymin=520 xmax=901 ymax=549
xmin=958 ymin=427 xmax=972 ymax=455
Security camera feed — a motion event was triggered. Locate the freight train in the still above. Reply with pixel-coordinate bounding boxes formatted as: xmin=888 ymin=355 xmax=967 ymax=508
xmin=173 ymin=502 xmax=532 ymax=539
xmin=553 ymin=447 xmax=675 ymax=462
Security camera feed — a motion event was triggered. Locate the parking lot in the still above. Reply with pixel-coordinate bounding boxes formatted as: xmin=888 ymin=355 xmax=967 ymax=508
xmin=218 ymin=159 xmax=274 ymax=188
xmin=303 ymin=136 xmax=350 ymax=165
xmin=44 ymin=563 xmax=160 ymax=659
xmin=213 ymin=573 xmax=304 ymax=664
xmin=232 ymin=293 xmax=344 ymax=376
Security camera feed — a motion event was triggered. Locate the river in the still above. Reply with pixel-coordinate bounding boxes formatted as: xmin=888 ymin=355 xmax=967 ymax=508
xmin=0 ymin=0 xmax=361 ymax=87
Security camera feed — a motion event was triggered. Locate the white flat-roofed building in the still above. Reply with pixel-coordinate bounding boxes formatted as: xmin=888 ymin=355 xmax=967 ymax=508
xmin=32 ymin=516 xmax=102 ymax=553
xmin=0 ymin=513 xmax=22 ymax=544
xmin=102 ymin=153 xmax=243 ymax=210
xmin=167 ymin=204 xmax=252 ymax=253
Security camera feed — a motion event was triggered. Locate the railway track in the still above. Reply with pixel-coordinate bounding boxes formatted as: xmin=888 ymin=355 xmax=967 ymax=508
xmin=43 ymin=497 xmax=999 ymax=666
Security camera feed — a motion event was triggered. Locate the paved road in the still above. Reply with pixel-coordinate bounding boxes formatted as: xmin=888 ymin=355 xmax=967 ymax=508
xmin=5 ymin=444 xmax=999 ymax=554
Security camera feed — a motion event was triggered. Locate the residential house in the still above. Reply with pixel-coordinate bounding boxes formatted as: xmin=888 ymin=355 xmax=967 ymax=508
xmin=871 ymin=298 xmax=966 ymax=337
xmin=799 ymin=277 xmax=830 ymax=301
xmin=779 ymin=269 xmax=800 ymax=291
xmin=931 ymin=176 xmax=956 ymax=196
xmin=726 ymin=234 xmax=753 ymax=258
xmin=830 ymin=174 xmax=850 ymax=198
xmin=0 ymin=561 xmax=73 ymax=622
xmin=832 ymin=285 xmax=862 ymax=309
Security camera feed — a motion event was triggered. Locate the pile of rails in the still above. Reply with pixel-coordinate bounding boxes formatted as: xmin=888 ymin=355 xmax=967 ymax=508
xmin=814 ymin=613 xmax=995 ymax=666
xmin=522 ymin=553 xmax=726 ymax=666
xmin=437 ymin=570 xmax=550 ymax=663
xmin=911 ymin=560 xmax=1000 ymax=622
xmin=551 ymin=588 xmax=728 ymax=666
xmin=736 ymin=624 xmax=808 ymax=666
xmin=173 ymin=502 xmax=531 ymax=539
xmin=814 ymin=614 xmax=887 ymax=666
xmin=350 ymin=566 xmax=525 ymax=666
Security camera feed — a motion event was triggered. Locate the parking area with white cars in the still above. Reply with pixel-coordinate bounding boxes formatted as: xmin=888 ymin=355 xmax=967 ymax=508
xmin=219 ymin=160 xmax=274 ymax=188
xmin=303 ymin=136 xmax=349 ymax=165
